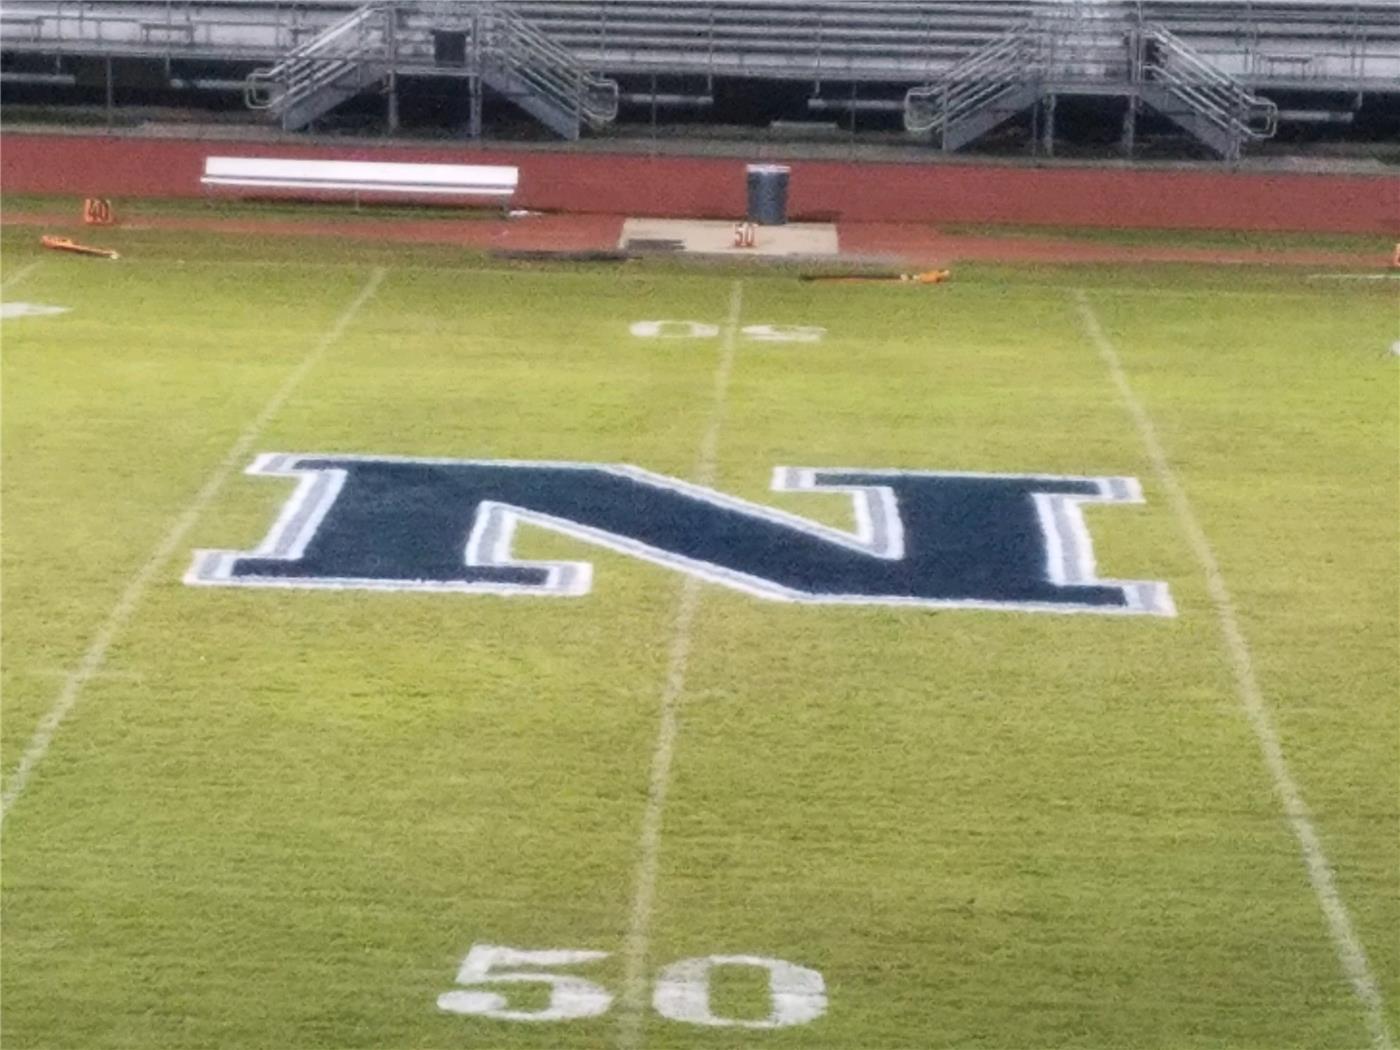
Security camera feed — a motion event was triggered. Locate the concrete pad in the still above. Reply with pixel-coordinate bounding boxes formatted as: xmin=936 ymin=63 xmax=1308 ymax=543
xmin=620 ymin=218 xmax=838 ymax=257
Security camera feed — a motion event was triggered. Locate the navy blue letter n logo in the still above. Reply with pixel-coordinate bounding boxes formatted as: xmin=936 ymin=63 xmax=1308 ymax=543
xmin=185 ymin=454 xmax=1174 ymax=616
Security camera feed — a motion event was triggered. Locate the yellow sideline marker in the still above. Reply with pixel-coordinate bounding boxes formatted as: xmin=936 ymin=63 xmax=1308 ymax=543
xmin=41 ymin=235 xmax=120 ymax=260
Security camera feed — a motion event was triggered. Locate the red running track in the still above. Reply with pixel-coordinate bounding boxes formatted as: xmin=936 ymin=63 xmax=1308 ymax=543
xmin=3 ymin=132 xmax=1397 ymax=234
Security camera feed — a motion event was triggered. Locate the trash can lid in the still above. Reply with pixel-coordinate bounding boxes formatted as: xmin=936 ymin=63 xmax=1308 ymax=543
xmin=746 ymin=163 xmax=791 ymax=175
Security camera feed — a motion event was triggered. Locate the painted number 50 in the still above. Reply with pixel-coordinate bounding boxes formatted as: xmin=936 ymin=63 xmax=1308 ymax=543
xmin=437 ymin=943 xmax=827 ymax=1029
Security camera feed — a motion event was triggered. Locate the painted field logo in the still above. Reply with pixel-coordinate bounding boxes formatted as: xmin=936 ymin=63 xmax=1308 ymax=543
xmin=186 ymin=454 xmax=1174 ymax=616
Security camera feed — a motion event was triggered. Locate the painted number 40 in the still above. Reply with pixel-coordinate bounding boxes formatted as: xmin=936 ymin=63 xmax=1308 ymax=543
xmin=437 ymin=944 xmax=827 ymax=1029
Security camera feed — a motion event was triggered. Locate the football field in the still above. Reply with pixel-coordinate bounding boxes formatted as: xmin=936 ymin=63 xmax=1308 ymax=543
xmin=1 ymin=227 xmax=1396 ymax=1049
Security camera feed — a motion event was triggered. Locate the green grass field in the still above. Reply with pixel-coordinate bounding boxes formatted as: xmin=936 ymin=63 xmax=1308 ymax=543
xmin=2 ymin=224 xmax=1397 ymax=1050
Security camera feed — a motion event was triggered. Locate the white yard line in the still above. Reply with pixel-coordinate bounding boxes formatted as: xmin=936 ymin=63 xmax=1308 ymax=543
xmin=1304 ymin=273 xmax=1400 ymax=282
xmin=1074 ymin=289 xmax=1395 ymax=1050
xmin=0 ymin=266 xmax=388 ymax=829
xmin=0 ymin=259 xmax=43 ymax=292
xmin=616 ymin=279 xmax=744 ymax=1050
xmin=155 ymin=257 xmax=1371 ymax=300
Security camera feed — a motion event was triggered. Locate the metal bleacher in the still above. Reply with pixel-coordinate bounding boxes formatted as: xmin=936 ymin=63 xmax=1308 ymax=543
xmin=239 ymin=4 xmax=620 ymax=138
xmin=2 ymin=1 xmax=1397 ymax=156
xmin=513 ymin=0 xmax=1400 ymax=91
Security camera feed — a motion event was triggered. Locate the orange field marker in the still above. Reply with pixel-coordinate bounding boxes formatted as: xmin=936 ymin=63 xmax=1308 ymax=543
xmin=82 ymin=197 xmax=115 ymax=226
xmin=1391 ymin=243 xmax=1399 ymax=268
xmin=901 ymin=269 xmax=951 ymax=284
xmin=801 ymin=269 xmax=951 ymax=285
xmin=42 ymin=235 xmax=120 ymax=260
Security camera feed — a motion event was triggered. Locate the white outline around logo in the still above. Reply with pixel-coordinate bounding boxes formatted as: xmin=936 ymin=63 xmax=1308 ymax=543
xmin=185 ymin=454 xmax=1175 ymax=617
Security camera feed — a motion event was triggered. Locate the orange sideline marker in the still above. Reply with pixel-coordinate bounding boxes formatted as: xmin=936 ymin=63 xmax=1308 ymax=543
xmin=42 ymin=235 xmax=120 ymax=260
xmin=1392 ymin=243 xmax=1399 ymax=268
xmin=82 ymin=198 xmax=115 ymax=226
xmin=801 ymin=269 xmax=951 ymax=285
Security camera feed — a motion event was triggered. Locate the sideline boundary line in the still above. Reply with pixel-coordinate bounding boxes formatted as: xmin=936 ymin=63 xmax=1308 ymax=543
xmin=83 ymin=255 xmax=1382 ymax=301
xmin=0 ymin=266 xmax=388 ymax=828
xmin=616 ymin=279 xmax=744 ymax=1050
xmin=1305 ymin=273 xmax=1400 ymax=282
xmin=1074 ymin=289 xmax=1395 ymax=1050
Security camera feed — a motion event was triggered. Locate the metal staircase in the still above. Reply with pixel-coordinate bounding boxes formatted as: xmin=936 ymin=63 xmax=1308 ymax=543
xmin=472 ymin=6 xmax=620 ymax=139
xmin=244 ymin=2 xmax=618 ymax=139
xmin=1137 ymin=25 xmax=1278 ymax=160
xmin=246 ymin=4 xmax=389 ymax=131
xmin=903 ymin=6 xmax=1278 ymax=158
xmin=905 ymin=23 xmax=1043 ymax=151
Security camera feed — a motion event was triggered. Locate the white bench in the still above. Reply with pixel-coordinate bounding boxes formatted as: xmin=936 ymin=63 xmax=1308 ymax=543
xmin=200 ymin=156 xmax=519 ymax=206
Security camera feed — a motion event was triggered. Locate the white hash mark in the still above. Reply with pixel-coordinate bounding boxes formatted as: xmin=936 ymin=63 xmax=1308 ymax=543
xmin=1 ymin=302 xmax=70 ymax=319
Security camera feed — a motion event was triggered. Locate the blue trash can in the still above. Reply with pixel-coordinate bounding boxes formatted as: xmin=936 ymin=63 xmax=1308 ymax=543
xmin=746 ymin=163 xmax=790 ymax=226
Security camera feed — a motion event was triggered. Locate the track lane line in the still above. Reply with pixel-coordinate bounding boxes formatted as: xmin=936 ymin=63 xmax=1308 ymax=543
xmin=0 ymin=266 xmax=388 ymax=828
xmin=616 ymin=279 xmax=744 ymax=1050
xmin=1074 ymin=288 xmax=1395 ymax=1050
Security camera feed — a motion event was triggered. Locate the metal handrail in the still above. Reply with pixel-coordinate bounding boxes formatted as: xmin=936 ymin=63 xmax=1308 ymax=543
xmin=244 ymin=3 xmax=385 ymax=111
xmin=905 ymin=21 xmax=1037 ymax=133
xmin=1144 ymin=22 xmax=1279 ymax=138
xmin=478 ymin=4 xmax=618 ymax=127
xmin=901 ymin=9 xmax=1279 ymax=155
xmin=242 ymin=1 xmax=619 ymax=132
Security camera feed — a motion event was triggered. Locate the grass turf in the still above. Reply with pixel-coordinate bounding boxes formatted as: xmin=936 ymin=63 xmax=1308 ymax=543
xmin=1 ymin=226 xmax=1396 ymax=1049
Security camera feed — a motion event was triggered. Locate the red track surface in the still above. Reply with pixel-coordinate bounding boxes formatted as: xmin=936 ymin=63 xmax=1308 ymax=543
xmin=4 ymin=132 xmax=1398 ymax=234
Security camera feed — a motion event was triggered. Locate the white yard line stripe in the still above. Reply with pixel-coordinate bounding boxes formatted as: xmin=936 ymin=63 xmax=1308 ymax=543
xmin=1074 ymin=289 xmax=1395 ymax=1050
xmin=1 ymin=259 xmax=43 ymax=292
xmin=1305 ymin=273 xmax=1400 ymax=282
xmin=0 ymin=266 xmax=388 ymax=829
xmin=616 ymin=279 xmax=744 ymax=1050
xmin=693 ymin=284 xmax=745 ymax=484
